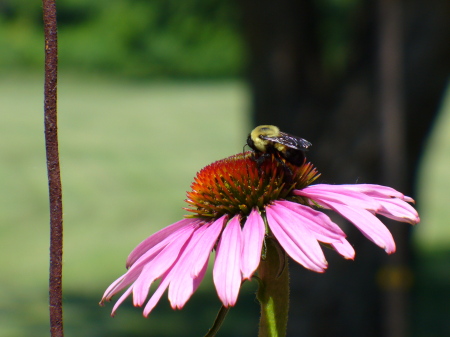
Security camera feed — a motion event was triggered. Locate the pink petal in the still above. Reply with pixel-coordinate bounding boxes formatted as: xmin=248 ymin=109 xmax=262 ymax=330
xmin=296 ymin=184 xmax=380 ymax=211
xmin=213 ymin=215 xmax=243 ymax=307
xmin=169 ymin=255 xmax=209 ymax=310
xmin=103 ymin=226 xmax=193 ymax=300
xmin=373 ymin=197 xmax=420 ymax=224
xmin=275 ymin=201 xmax=355 ymax=259
xmin=168 ymin=217 xmax=225 ymax=307
xmin=168 ymin=224 xmax=213 ymax=308
xmin=102 ymin=217 xmax=225 ymax=317
xmin=276 ymin=200 xmax=346 ymax=241
xmin=143 ymin=270 xmax=172 ymax=317
xmin=132 ymin=224 xmax=197 ymax=306
xmin=111 ymin=286 xmax=133 ymax=316
xmin=101 ymin=275 xmax=127 ymax=303
xmin=336 ymin=184 xmax=406 ymax=199
xmin=331 ymin=184 xmax=419 ymax=224
xmin=127 ymin=218 xmax=198 ymax=267
xmin=190 ymin=215 xmax=227 ymax=277
xmin=331 ymin=239 xmax=355 ymax=259
xmin=325 ymin=200 xmax=396 ymax=254
xmin=191 ymin=258 xmax=209 ymax=296
xmin=265 ymin=204 xmax=327 ymax=272
xmin=143 ymin=237 xmax=208 ymax=317
xmin=402 ymin=195 xmax=415 ymax=203
xmin=241 ymin=208 xmax=265 ymax=280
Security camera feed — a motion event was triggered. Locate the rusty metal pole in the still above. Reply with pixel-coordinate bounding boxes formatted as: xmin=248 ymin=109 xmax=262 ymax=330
xmin=43 ymin=0 xmax=64 ymax=336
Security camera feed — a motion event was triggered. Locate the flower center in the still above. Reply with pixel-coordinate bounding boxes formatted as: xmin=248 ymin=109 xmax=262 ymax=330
xmin=184 ymin=152 xmax=320 ymax=219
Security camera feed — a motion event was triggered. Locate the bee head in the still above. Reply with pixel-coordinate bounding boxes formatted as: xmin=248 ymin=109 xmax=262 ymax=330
xmin=246 ymin=134 xmax=256 ymax=151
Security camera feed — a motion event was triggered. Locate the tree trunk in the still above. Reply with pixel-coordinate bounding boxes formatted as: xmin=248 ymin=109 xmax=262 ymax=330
xmin=240 ymin=0 xmax=450 ymax=336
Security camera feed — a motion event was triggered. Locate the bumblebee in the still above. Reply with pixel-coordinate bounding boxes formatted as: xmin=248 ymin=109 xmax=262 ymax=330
xmin=247 ymin=125 xmax=311 ymax=166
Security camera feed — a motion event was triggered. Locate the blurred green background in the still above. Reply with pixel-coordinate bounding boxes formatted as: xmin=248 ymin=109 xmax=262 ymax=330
xmin=1 ymin=0 xmax=449 ymax=336
xmin=1 ymin=0 xmax=243 ymax=78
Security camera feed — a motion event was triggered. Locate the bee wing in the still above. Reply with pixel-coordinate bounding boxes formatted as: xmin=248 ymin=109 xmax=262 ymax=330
xmin=261 ymin=132 xmax=311 ymax=150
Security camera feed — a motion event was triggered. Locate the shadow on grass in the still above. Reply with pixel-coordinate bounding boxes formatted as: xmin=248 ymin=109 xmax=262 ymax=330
xmin=63 ymin=283 xmax=259 ymax=337
xmin=11 ymin=249 xmax=448 ymax=336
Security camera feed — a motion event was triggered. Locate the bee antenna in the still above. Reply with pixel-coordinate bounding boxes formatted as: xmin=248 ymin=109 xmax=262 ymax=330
xmin=242 ymin=143 xmax=249 ymax=153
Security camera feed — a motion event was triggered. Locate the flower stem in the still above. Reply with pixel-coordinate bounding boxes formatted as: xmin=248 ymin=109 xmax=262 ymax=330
xmin=256 ymin=239 xmax=289 ymax=337
xmin=204 ymin=305 xmax=230 ymax=337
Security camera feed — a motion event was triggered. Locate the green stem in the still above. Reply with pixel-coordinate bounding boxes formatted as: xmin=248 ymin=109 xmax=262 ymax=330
xmin=256 ymin=239 xmax=289 ymax=337
xmin=204 ymin=305 xmax=230 ymax=337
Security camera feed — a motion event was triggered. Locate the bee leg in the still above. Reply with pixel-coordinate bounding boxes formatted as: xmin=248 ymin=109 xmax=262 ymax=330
xmin=282 ymin=165 xmax=295 ymax=183
xmin=270 ymin=154 xmax=293 ymax=180
xmin=251 ymin=152 xmax=271 ymax=176
xmin=282 ymin=161 xmax=293 ymax=178
xmin=255 ymin=152 xmax=271 ymax=166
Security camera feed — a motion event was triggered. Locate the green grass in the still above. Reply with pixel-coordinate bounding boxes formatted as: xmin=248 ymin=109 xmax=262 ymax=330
xmin=415 ymin=86 xmax=450 ymax=249
xmin=0 ymin=74 xmax=449 ymax=336
xmin=411 ymin=85 xmax=450 ymax=337
xmin=0 ymin=74 xmax=253 ymax=336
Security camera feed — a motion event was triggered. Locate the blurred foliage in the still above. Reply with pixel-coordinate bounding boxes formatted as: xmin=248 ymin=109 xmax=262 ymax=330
xmin=0 ymin=0 xmax=363 ymax=78
xmin=0 ymin=0 xmax=243 ymax=78
xmin=315 ymin=0 xmax=360 ymax=77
